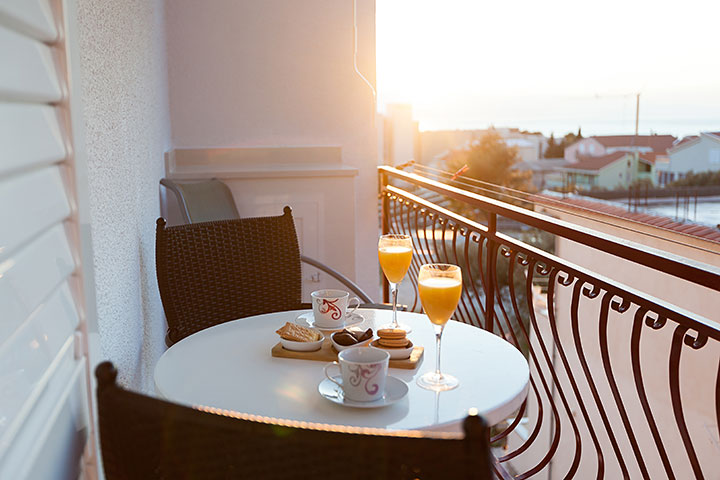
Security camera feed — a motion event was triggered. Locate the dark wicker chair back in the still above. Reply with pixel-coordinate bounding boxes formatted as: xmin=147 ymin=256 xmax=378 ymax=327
xmin=156 ymin=206 xmax=302 ymax=344
xmin=96 ymin=362 xmax=492 ymax=480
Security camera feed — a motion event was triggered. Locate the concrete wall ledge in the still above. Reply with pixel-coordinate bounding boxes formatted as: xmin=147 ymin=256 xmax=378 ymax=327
xmin=166 ymin=146 xmax=358 ymax=179
xmin=161 ymin=145 xmax=361 ymax=299
xmin=168 ymin=164 xmax=358 ymax=180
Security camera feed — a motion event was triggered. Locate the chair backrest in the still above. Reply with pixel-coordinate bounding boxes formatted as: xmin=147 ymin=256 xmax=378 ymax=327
xmin=160 ymin=178 xmax=240 ymax=223
xmin=161 ymin=177 xmax=374 ymax=303
xmin=96 ymin=362 xmax=492 ymax=480
xmin=156 ymin=206 xmax=302 ymax=343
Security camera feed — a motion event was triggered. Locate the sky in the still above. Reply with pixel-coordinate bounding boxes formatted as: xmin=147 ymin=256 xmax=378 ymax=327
xmin=376 ymin=0 xmax=720 ymax=138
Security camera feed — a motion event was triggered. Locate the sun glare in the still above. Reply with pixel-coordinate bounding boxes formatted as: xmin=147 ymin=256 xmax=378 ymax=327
xmin=376 ymin=0 xmax=720 ymax=136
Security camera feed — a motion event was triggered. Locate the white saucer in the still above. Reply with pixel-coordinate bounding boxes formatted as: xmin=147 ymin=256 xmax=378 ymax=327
xmin=295 ymin=312 xmax=363 ymax=331
xmin=318 ymin=375 xmax=408 ymax=408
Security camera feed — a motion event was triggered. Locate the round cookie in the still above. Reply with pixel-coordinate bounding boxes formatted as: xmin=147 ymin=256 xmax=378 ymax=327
xmin=377 ymin=328 xmax=406 ymax=339
xmin=378 ymin=337 xmax=410 ymax=348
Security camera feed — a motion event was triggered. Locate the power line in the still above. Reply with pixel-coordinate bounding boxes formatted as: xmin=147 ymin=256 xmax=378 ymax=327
xmin=406 ymin=164 xmax=720 ymax=256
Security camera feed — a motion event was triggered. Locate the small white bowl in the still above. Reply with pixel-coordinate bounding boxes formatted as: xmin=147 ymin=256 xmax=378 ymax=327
xmin=280 ymin=331 xmax=325 ymax=352
xmin=369 ymin=339 xmax=414 ymax=360
xmin=330 ymin=331 xmax=373 ymax=352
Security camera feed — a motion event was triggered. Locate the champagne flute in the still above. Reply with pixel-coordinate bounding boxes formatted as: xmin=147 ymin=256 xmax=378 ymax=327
xmin=417 ymin=263 xmax=462 ymax=391
xmin=378 ymin=234 xmax=413 ymax=332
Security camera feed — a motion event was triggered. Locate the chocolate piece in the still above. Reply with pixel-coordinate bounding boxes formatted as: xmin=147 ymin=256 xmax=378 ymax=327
xmin=356 ymin=328 xmax=373 ymax=342
xmin=333 ymin=332 xmax=357 ymax=346
xmin=334 ymin=328 xmax=373 ymax=346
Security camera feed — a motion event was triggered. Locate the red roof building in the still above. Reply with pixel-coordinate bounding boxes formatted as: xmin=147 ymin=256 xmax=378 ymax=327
xmin=558 ymin=151 xmax=655 ymax=190
xmin=564 ymin=134 xmax=676 ymax=166
xmin=592 ymin=135 xmax=676 ymax=153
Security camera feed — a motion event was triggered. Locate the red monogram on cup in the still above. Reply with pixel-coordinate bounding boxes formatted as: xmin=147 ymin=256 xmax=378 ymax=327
xmin=318 ymin=298 xmax=342 ymax=320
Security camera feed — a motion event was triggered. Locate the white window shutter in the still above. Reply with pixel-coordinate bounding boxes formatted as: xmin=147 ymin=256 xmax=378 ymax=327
xmin=0 ymin=0 xmax=94 ymax=478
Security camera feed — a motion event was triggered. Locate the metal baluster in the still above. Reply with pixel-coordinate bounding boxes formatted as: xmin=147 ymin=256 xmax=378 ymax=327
xmin=631 ymin=310 xmax=675 ymax=479
xmin=397 ymin=199 xmax=420 ymax=312
xmin=669 ymin=326 xmax=706 ymax=479
xmin=381 ymin=174 xmax=390 ymax=304
xmin=598 ymin=294 xmax=651 ymax=479
xmin=462 ymin=233 xmax=485 ymax=328
xmin=545 ymin=269 xmax=584 ymax=478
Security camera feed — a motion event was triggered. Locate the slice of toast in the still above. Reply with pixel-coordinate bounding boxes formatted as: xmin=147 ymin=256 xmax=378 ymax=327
xmin=275 ymin=322 xmax=321 ymax=342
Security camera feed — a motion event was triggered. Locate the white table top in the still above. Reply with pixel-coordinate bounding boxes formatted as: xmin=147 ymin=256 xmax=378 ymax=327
xmin=154 ymin=309 xmax=529 ymax=433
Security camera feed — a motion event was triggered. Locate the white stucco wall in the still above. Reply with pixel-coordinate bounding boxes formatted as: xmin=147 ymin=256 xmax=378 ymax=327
xmin=669 ymin=135 xmax=720 ymax=174
xmin=77 ymin=0 xmax=170 ymax=391
xmin=564 ymin=138 xmax=605 ymax=163
xmin=164 ymin=0 xmax=379 ymax=296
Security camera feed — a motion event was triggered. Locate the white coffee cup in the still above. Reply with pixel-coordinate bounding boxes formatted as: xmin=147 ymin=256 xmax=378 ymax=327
xmin=311 ymin=289 xmax=361 ymax=329
xmin=324 ymin=348 xmax=390 ymax=402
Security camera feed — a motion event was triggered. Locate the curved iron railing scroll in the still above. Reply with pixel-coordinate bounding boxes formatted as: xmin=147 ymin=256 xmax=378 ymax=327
xmin=379 ymin=166 xmax=720 ymax=479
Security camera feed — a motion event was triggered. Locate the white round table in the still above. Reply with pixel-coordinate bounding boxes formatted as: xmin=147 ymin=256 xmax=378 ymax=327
xmin=154 ymin=309 xmax=529 ymax=432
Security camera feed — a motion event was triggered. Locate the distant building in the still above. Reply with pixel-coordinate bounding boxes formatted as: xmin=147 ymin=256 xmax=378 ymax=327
xmin=565 ymin=135 xmax=677 ymax=189
xmin=665 ymin=131 xmax=720 ymax=183
xmin=503 ymin=136 xmax=544 ymax=163
xmin=382 ymin=104 xmax=420 ymax=167
xmin=558 ymin=151 xmax=655 ymax=191
xmin=513 ymin=157 xmax=568 ymax=190
xmin=564 ymin=135 xmax=675 ymax=164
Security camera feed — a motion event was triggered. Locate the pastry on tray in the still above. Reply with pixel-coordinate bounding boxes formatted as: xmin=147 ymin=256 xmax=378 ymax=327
xmin=275 ymin=322 xmax=322 ymax=342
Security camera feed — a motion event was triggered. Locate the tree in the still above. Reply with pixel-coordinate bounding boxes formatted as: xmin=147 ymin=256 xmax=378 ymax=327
xmin=563 ymin=131 xmax=578 ymax=145
xmin=542 ymin=127 xmax=585 ymax=158
xmin=545 ymin=133 xmax=564 ymax=158
xmin=444 ymin=131 xmax=533 ymax=192
xmin=547 ymin=133 xmax=556 ymax=152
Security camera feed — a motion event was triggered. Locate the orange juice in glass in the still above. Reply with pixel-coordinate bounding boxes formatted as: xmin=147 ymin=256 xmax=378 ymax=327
xmin=419 ymin=276 xmax=462 ymax=325
xmin=417 ymin=264 xmax=462 ymax=391
xmin=379 ymin=245 xmax=412 ymax=283
xmin=378 ymin=234 xmax=413 ymax=332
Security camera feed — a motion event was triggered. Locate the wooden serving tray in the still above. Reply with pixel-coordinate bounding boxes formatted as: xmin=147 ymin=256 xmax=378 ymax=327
xmin=271 ymin=339 xmax=424 ymax=370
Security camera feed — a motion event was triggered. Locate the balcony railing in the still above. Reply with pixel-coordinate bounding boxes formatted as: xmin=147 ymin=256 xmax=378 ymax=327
xmin=378 ymin=166 xmax=720 ymax=479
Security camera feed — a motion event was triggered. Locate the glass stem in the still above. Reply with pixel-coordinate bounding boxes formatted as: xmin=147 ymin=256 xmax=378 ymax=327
xmin=391 ymin=282 xmax=398 ymax=328
xmin=434 ymin=324 xmax=444 ymax=378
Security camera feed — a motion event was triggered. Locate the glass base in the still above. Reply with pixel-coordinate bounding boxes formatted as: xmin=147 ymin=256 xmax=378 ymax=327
xmin=378 ymin=322 xmax=412 ymax=334
xmin=417 ymin=372 xmax=459 ymax=391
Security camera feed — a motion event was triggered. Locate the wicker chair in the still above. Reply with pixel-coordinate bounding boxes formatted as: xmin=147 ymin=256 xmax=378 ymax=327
xmin=157 ymin=207 xmax=311 ymax=344
xmin=96 ymin=361 xmax=492 ymax=480
xmin=160 ymin=178 xmax=373 ymax=302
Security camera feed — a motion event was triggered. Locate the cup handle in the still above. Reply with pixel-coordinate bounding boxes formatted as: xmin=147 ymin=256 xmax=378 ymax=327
xmin=324 ymin=361 xmax=342 ymax=387
xmin=347 ymin=296 xmax=361 ymax=316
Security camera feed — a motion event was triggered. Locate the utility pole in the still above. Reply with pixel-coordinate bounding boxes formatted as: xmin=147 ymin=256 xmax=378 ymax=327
xmin=627 ymin=93 xmax=641 ymax=209
xmin=635 ymin=93 xmax=640 ymax=137
xmin=592 ymin=91 xmax=642 ymax=207
xmin=632 ymin=93 xmax=640 ymax=209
